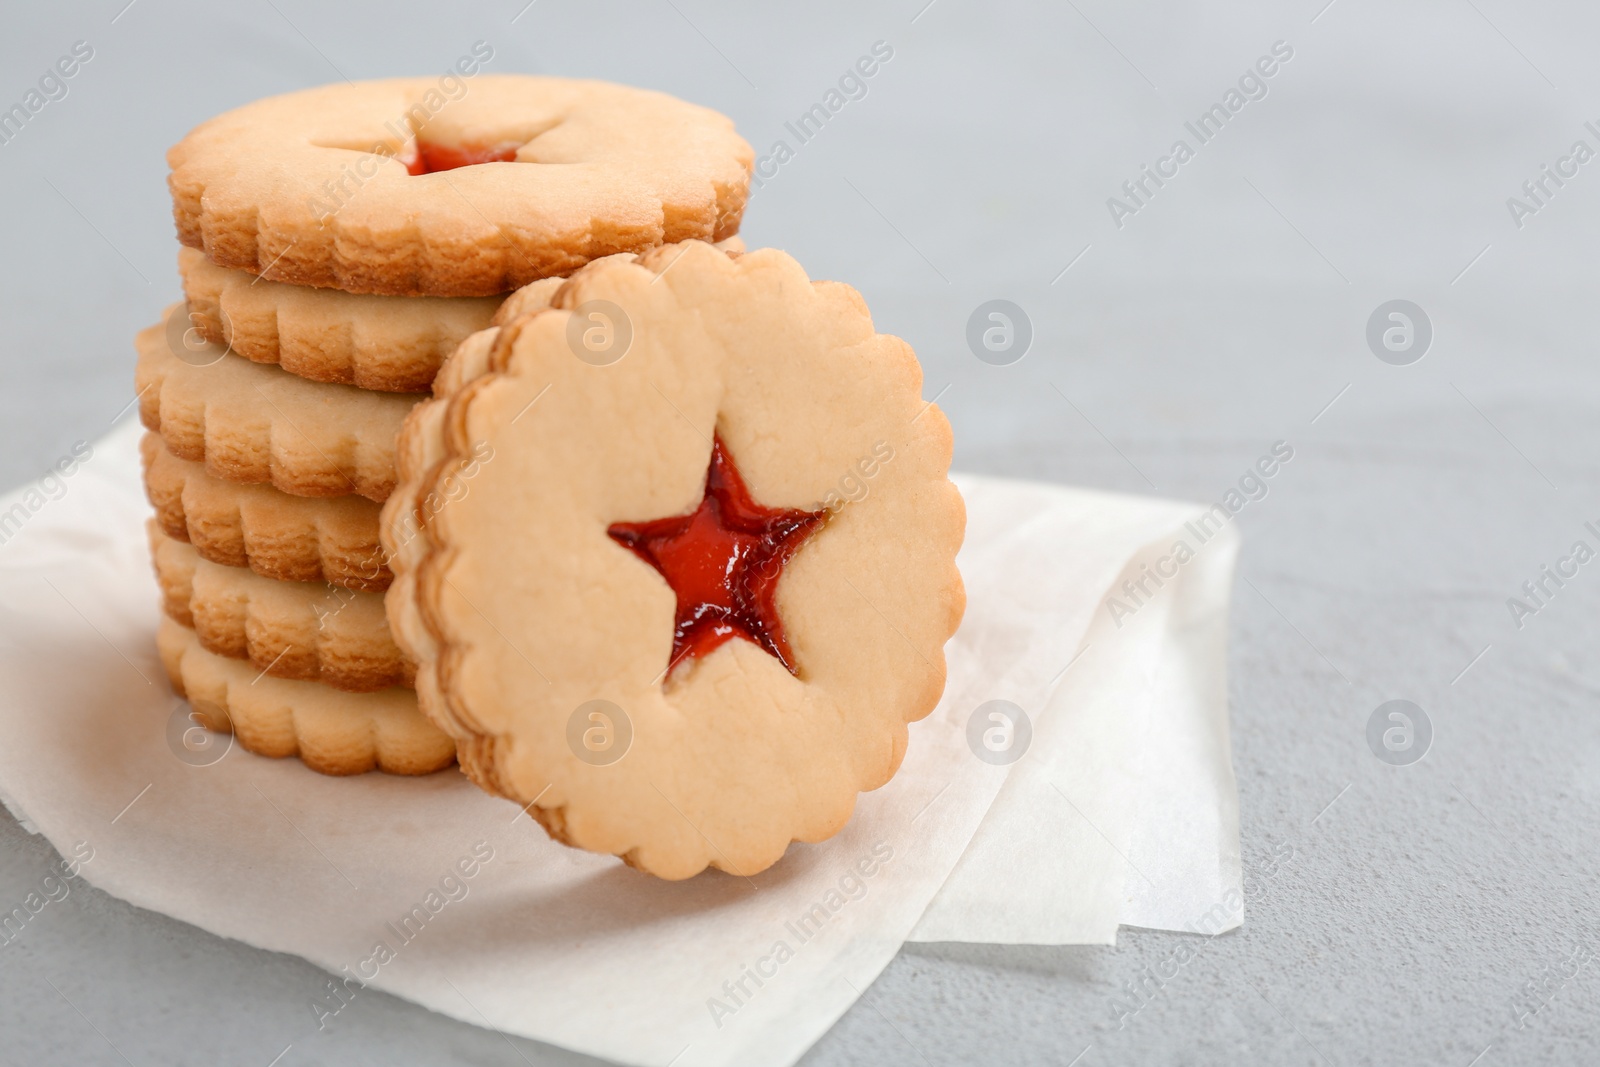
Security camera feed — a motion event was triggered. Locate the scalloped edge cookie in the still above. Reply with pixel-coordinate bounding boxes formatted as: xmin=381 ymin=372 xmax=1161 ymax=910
xmin=178 ymin=238 xmax=744 ymax=394
xmin=168 ymin=76 xmax=752 ymax=296
xmin=150 ymin=521 xmax=410 ymax=692
xmin=177 ymin=246 xmax=504 ymax=393
xmin=381 ymin=241 xmax=965 ymax=878
xmin=142 ymin=433 xmax=390 ymax=591
xmin=135 ymin=310 xmax=421 ymax=502
xmin=158 ymin=617 xmax=451 ymax=776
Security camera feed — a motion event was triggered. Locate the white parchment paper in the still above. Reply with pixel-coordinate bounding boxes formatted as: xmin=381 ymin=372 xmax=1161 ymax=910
xmin=0 ymin=420 xmax=1241 ymax=1067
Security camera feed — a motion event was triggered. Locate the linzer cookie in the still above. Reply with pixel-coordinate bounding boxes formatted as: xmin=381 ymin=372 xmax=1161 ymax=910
xmin=142 ymin=433 xmax=389 ymax=591
xmin=178 ymin=238 xmax=746 ymax=395
xmin=382 ymin=242 xmax=965 ymax=878
xmin=135 ymin=311 xmax=419 ymax=501
xmin=167 ymin=76 xmax=753 ymax=297
xmin=157 ymin=618 xmax=450 ymax=776
xmin=149 ymin=522 xmax=409 ymax=692
xmin=178 ymin=247 xmax=503 ymax=392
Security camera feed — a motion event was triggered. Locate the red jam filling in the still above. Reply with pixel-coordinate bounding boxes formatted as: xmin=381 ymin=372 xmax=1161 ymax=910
xmin=405 ymin=142 xmax=521 ymax=175
xmin=608 ymin=437 xmax=826 ymax=677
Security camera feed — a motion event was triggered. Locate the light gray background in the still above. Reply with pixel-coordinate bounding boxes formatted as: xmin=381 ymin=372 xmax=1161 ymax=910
xmin=2 ymin=0 xmax=1597 ymax=1063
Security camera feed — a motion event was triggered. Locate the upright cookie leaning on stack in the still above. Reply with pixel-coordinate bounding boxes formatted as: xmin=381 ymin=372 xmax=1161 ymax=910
xmin=383 ymin=242 xmax=965 ymax=877
xmin=139 ymin=75 xmax=753 ymax=775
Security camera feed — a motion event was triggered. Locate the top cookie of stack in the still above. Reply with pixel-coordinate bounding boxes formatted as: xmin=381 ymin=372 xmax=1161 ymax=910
xmin=141 ymin=75 xmax=752 ymax=775
xmin=169 ymin=75 xmax=753 ymax=298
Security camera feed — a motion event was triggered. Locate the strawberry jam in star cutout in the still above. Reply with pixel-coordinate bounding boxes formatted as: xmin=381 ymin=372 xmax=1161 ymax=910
xmin=608 ymin=437 xmax=826 ymax=676
xmin=406 ymin=142 xmax=522 ymax=175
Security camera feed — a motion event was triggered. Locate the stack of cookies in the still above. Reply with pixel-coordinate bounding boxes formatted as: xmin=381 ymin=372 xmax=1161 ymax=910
xmin=134 ymin=74 xmax=966 ymax=879
xmin=137 ymin=76 xmax=752 ymax=776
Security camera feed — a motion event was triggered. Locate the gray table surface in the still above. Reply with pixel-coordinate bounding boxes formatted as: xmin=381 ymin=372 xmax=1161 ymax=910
xmin=3 ymin=1 xmax=1598 ymax=1063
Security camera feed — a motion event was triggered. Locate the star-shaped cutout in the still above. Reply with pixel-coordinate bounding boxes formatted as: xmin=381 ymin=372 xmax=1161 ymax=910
xmin=608 ymin=436 xmax=826 ymax=677
xmin=406 ymin=141 xmax=523 ymax=175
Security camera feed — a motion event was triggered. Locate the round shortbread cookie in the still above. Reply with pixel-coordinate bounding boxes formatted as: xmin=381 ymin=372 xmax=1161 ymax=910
xmin=136 ymin=309 xmax=421 ymax=502
xmin=177 ymin=247 xmax=504 ymax=393
xmin=157 ymin=617 xmax=451 ymax=776
xmin=149 ymin=521 xmax=409 ymax=692
xmin=178 ymin=238 xmax=744 ymax=394
xmin=381 ymin=242 xmax=965 ymax=879
xmin=142 ymin=433 xmax=390 ymax=591
xmin=168 ymin=76 xmax=753 ymax=297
